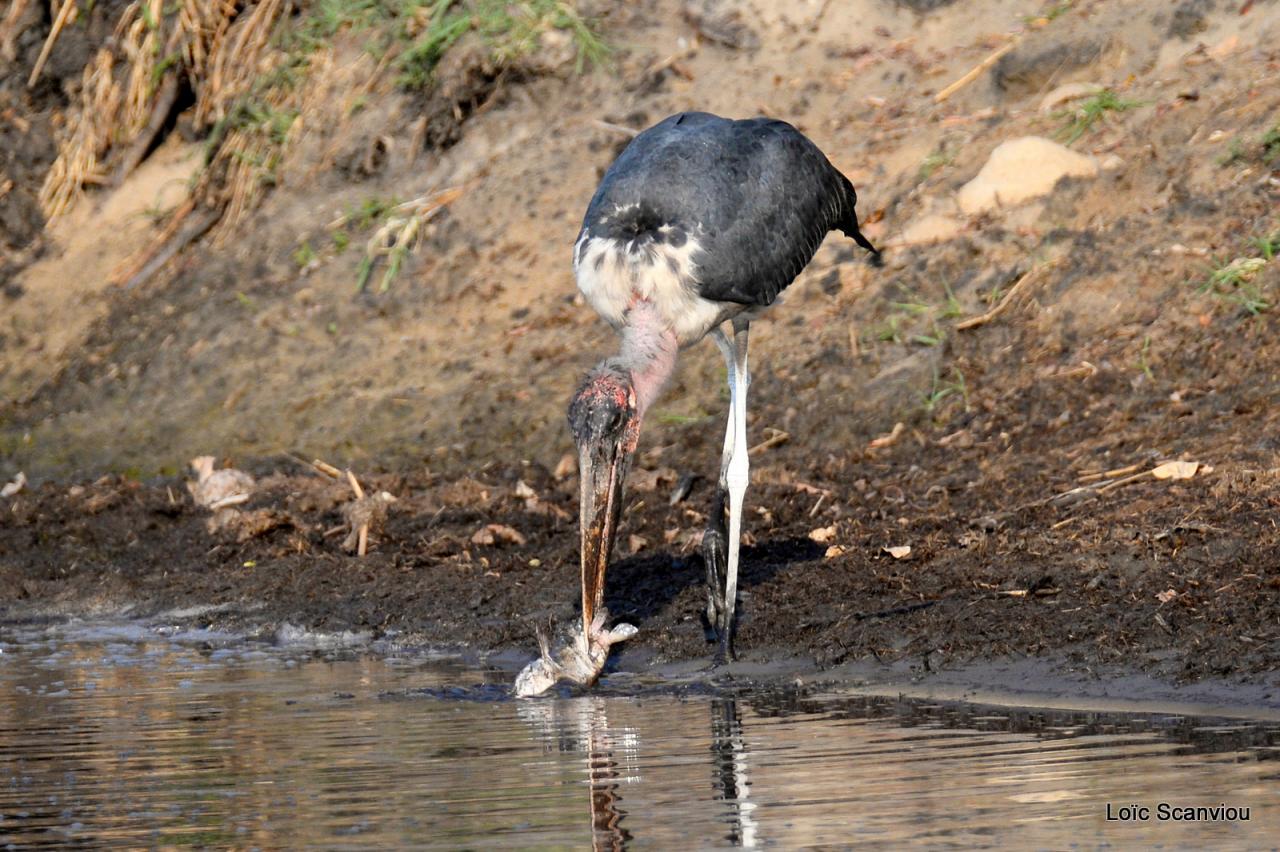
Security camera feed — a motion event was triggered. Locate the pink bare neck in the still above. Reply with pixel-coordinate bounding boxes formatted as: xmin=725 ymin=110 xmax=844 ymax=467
xmin=619 ymin=301 xmax=679 ymax=417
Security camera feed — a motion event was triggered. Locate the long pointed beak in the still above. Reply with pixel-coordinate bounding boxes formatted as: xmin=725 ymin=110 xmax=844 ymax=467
xmin=579 ymin=440 xmax=627 ymax=637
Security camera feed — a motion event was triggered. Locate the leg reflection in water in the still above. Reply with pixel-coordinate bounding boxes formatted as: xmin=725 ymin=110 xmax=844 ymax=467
xmin=710 ymin=698 xmax=758 ymax=848
xmin=516 ymin=697 xmax=636 ymax=850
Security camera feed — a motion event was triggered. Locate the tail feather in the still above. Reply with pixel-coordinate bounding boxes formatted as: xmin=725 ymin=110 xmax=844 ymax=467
xmin=834 ymin=171 xmax=883 ymax=266
xmin=846 ymin=222 xmax=883 ymax=267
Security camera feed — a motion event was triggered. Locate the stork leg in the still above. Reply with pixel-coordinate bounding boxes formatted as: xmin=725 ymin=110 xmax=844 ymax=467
xmin=702 ymin=327 xmax=736 ymax=643
xmin=703 ymin=320 xmax=750 ymax=663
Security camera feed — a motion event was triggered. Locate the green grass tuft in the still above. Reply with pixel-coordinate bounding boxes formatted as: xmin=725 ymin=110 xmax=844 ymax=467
xmin=1261 ymin=124 xmax=1280 ymax=166
xmin=1056 ymin=89 xmax=1144 ymax=144
xmin=1199 ymin=256 xmax=1270 ymax=316
xmin=397 ymin=0 xmax=609 ymax=89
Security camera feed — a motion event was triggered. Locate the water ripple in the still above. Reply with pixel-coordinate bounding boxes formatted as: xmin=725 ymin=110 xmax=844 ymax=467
xmin=1 ymin=626 xmax=1277 ymax=848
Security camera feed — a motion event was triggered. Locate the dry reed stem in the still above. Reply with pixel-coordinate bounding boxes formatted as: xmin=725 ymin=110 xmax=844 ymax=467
xmin=39 ymin=48 xmax=119 ymax=218
xmin=0 ymin=0 xmax=33 ymax=62
xmin=956 ymin=260 xmax=1061 ymax=331
xmin=312 ymin=459 xmax=343 ymax=479
xmin=346 ymin=470 xmax=366 ymax=501
xmin=27 ymin=0 xmax=77 ymax=88
xmin=345 ymin=470 xmax=368 ymax=557
xmin=934 ymin=41 xmax=1016 ymax=104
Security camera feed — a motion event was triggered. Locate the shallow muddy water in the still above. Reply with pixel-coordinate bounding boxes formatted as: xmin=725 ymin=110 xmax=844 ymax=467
xmin=1 ymin=620 xmax=1277 ymax=849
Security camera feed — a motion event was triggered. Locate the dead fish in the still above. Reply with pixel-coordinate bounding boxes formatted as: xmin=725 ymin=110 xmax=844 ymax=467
xmin=513 ymin=609 xmax=637 ymax=698
xmin=187 ymin=456 xmax=255 ymax=510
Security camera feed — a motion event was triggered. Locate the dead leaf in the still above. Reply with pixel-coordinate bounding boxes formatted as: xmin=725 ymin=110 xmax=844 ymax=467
xmin=824 ymin=545 xmax=845 ymax=559
xmin=1210 ymin=33 xmax=1239 ymax=58
xmin=628 ymin=534 xmax=648 ymax=554
xmin=1 ymin=472 xmax=26 ymax=498
xmin=1152 ymin=460 xmax=1199 ymax=480
xmin=629 ymin=468 xmax=662 ymax=492
xmin=867 ymin=422 xmax=906 ymax=450
xmin=883 ymin=545 xmax=912 ymax=559
xmin=809 ymin=525 xmax=837 ymax=543
xmin=513 ymin=480 xmax=536 ymax=499
xmin=1157 ymin=588 xmax=1178 ymax=603
xmin=471 ymin=524 xmax=527 ymax=547
xmin=553 ymin=453 xmax=577 ymax=481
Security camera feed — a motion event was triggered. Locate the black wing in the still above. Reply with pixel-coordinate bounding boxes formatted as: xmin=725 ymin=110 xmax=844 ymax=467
xmin=579 ymin=113 xmax=878 ymax=307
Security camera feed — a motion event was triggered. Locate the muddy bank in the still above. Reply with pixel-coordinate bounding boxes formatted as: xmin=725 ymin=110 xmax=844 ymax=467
xmin=2 ymin=0 xmax=1279 ymax=698
xmin=2 ymin=421 xmax=1278 ymax=688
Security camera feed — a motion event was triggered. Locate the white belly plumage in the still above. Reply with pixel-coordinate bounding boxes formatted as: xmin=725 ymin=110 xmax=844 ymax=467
xmin=573 ymin=232 xmax=736 ymax=348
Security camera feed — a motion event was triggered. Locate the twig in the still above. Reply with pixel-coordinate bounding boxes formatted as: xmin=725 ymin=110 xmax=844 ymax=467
xmin=312 ymin=459 xmax=342 ymax=479
xmin=345 ymin=469 xmax=368 ymax=556
xmin=748 ymin=428 xmax=790 ymax=456
xmin=955 ymin=260 xmax=1059 ymax=331
xmin=648 ymin=49 xmax=695 ymax=81
xmin=1078 ymin=462 xmax=1143 ymax=483
xmin=117 ymin=205 xmax=220 ymax=291
xmin=934 ymin=41 xmax=1016 ymax=104
xmin=1096 ymin=470 xmax=1151 ymax=494
xmin=592 ymin=119 xmax=638 ymax=137
xmin=27 ymin=0 xmax=77 ymax=88
xmin=110 ymin=72 xmax=180 ymax=187
xmin=345 ymin=469 xmax=366 ymax=500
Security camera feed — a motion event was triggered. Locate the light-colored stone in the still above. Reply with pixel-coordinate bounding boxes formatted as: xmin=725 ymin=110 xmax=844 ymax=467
xmin=1099 ymin=153 xmax=1125 ymax=171
xmin=957 ymin=136 xmax=1099 ymax=215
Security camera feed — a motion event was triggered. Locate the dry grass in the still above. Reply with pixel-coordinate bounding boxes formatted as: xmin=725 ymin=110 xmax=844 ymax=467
xmin=38 ymin=0 xmax=606 ymax=271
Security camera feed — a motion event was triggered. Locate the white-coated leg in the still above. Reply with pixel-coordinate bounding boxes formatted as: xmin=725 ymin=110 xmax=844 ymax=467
xmin=704 ymin=326 xmax=737 ymax=636
xmin=711 ymin=327 xmax=736 ymax=485
xmin=720 ymin=319 xmax=750 ymax=661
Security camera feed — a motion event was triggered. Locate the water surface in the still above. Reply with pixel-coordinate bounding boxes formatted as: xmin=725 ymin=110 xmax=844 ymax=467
xmin=1 ymin=620 xmax=1276 ymax=848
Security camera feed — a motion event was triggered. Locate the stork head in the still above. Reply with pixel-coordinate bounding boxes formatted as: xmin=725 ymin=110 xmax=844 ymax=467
xmin=568 ymin=361 xmax=640 ymax=633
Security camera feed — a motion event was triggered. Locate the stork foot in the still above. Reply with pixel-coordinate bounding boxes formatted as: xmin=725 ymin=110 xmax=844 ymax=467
xmin=701 ymin=488 xmax=738 ymax=662
xmin=702 ymin=489 xmax=729 ymax=639
xmin=713 ymin=632 xmax=737 ymax=666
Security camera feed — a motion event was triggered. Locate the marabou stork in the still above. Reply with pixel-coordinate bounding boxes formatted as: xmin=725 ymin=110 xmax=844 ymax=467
xmin=569 ymin=111 xmax=880 ymax=664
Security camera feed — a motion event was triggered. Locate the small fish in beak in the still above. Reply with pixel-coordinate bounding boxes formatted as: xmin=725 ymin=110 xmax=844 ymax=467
xmin=513 ymin=609 xmax=638 ymax=697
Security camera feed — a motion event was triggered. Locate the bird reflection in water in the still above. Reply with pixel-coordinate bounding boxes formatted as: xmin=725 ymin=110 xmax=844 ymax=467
xmin=710 ymin=698 xmax=758 ymax=848
xmin=517 ymin=695 xmax=761 ymax=848
xmin=516 ymin=697 xmax=635 ymax=850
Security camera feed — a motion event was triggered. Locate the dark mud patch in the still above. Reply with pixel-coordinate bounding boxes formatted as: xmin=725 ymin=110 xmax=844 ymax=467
xmin=4 ymin=358 xmax=1279 ymax=687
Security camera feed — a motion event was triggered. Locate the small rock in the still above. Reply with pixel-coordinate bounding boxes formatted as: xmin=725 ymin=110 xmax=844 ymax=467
xmin=681 ymin=0 xmax=760 ymax=50
xmin=1099 ymin=153 xmax=1124 ymax=171
xmin=958 ymin=136 xmax=1099 ymax=215
xmin=809 ymin=525 xmax=837 ymax=544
